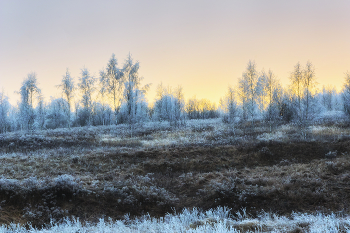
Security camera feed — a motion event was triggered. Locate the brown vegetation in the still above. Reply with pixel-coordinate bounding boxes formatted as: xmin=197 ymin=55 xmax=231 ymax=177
xmin=0 ymin=121 xmax=350 ymax=228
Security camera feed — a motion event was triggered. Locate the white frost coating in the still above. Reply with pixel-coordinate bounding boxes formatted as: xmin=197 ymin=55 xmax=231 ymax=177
xmin=0 ymin=175 xmax=81 ymax=193
xmin=257 ymin=131 xmax=285 ymax=142
xmin=0 ymin=208 xmax=350 ymax=232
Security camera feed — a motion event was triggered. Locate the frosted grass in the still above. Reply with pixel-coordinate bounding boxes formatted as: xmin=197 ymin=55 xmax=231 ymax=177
xmin=1 ymin=208 xmax=350 ymax=232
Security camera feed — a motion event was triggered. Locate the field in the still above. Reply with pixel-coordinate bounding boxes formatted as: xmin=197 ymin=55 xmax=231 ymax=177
xmin=1 ymin=117 xmax=350 ymax=232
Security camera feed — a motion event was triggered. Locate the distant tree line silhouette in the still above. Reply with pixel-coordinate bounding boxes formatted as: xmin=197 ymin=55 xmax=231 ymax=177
xmin=0 ymin=55 xmax=349 ymax=133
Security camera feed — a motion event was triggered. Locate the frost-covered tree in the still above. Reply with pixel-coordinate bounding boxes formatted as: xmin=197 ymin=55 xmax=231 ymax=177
xmin=97 ymin=71 xmax=114 ymax=126
xmin=18 ymin=73 xmax=41 ymax=131
xmin=257 ymin=70 xmax=283 ymax=129
xmin=0 ymin=91 xmax=10 ymax=133
xmin=289 ymin=62 xmax=304 ymax=113
xmin=153 ymin=84 xmax=173 ymax=121
xmin=302 ymin=61 xmax=318 ymax=121
xmin=288 ymin=61 xmax=318 ymax=123
xmin=92 ymin=101 xmax=113 ymax=126
xmin=120 ymin=54 xmax=140 ymax=126
xmin=45 ymin=98 xmax=68 ymax=129
xmin=7 ymin=105 xmax=19 ymax=132
xmin=220 ymin=87 xmax=237 ymax=124
xmin=57 ymin=69 xmax=75 ymax=128
xmin=343 ymin=71 xmax=350 ymax=118
xmin=77 ymin=68 xmax=95 ymax=126
xmin=238 ymin=61 xmax=259 ymax=121
xmin=118 ymin=54 xmax=150 ymax=128
xmin=134 ymin=88 xmax=149 ymax=123
xmin=172 ymin=86 xmax=186 ymax=127
xmin=153 ymin=83 xmax=166 ymax=121
xmin=153 ymin=84 xmax=185 ymax=127
xmin=34 ymin=94 xmax=46 ymax=130
xmin=320 ymin=85 xmax=336 ymax=111
xmin=279 ymin=92 xmax=297 ymax=123
xmin=186 ymin=97 xmax=199 ymax=119
xmin=187 ymin=97 xmax=218 ymax=119
xmin=100 ymin=54 xmax=124 ymax=115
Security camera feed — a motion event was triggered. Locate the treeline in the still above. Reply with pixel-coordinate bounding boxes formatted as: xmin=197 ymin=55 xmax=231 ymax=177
xmin=1 ymin=55 xmax=350 ymax=133
xmin=219 ymin=61 xmax=350 ymax=129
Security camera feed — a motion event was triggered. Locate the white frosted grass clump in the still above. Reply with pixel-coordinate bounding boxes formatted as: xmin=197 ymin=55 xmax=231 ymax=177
xmin=141 ymin=138 xmax=178 ymax=147
xmin=141 ymin=136 xmax=207 ymax=147
xmin=308 ymin=125 xmax=350 ymax=136
xmin=1 ymin=208 xmax=350 ymax=232
xmin=313 ymin=110 xmax=347 ymax=124
xmin=52 ymin=174 xmax=81 ymax=191
xmin=103 ymin=174 xmax=179 ymax=206
xmin=289 ymin=212 xmax=350 ymax=233
xmin=0 ymin=175 xmax=81 ymax=193
xmin=309 ymin=125 xmax=337 ymax=134
xmin=185 ymin=118 xmax=221 ymax=127
xmin=257 ymin=131 xmax=285 ymax=142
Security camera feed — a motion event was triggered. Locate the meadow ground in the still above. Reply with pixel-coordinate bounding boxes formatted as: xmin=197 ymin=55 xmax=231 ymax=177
xmin=1 ymin=117 xmax=350 ymax=232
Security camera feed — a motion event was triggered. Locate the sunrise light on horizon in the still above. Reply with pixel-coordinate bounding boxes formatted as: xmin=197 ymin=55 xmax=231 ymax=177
xmin=1 ymin=0 xmax=350 ymax=106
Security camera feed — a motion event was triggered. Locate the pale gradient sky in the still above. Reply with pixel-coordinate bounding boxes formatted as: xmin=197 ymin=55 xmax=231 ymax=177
xmin=1 ymin=0 xmax=349 ymax=105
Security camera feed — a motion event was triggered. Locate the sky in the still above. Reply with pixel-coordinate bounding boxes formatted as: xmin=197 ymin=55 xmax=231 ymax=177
xmin=1 ymin=0 xmax=350 ymax=106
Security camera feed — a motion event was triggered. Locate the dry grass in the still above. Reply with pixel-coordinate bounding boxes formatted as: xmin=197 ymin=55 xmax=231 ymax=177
xmin=1 ymin=119 xmax=350 ymax=228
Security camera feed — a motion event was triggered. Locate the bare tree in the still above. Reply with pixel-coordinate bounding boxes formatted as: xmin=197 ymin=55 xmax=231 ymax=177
xmin=119 ymin=54 xmax=150 ymax=131
xmin=101 ymin=54 xmax=124 ymax=116
xmin=98 ymin=70 xmax=113 ymax=126
xmin=321 ymin=85 xmax=336 ymax=111
xmin=172 ymin=85 xmax=185 ymax=127
xmin=238 ymin=60 xmax=259 ymax=122
xmin=343 ymin=71 xmax=350 ymax=118
xmin=258 ymin=69 xmax=282 ymax=130
xmin=153 ymin=84 xmax=185 ymax=127
xmin=0 ymin=91 xmax=10 ymax=133
xmin=18 ymin=73 xmax=41 ymax=131
xmin=35 ymin=94 xmax=45 ymax=130
xmin=45 ymin=97 xmax=69 ymax=129
xmin=303 ymin=61 xmax=317 ymax=121
xmin=289 ymin=62 xmax=304 ymax=114
xmin=220 ymin=86 xmax=237 ymax=124
xmin=57 ymin=68 xmax=75 ymax=128
xmin=78 ymin=68 xmax=95 ymax=126
xmin=123 ymin=54 xmax=140 ymax=127
xmin=186 ymin=97 xmax=218 ymax=120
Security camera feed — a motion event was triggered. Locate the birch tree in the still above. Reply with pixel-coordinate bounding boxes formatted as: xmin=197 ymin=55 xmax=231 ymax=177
xmin=101 ymin=54 xmax=124 ymax=115
xmin=238 ymin=61 xmax=259 ymax=122
xmin=0 ymin=92 xmax=10 ymax=133
xmin=45 ymin=98 xmax=68 ymax=129
xmin=98 ymin=70 xmax=113 ymax=125
xmin=343 ymin=71 xmax=350 ymax=118
xmin=186 ymin=97 xmax=218 ymax=119
xmin=260 ymin=69 xmax=283 ymax=129
xmin=153 ymin=84 xmax=185 ymax=127
xmin=34 ymin=94 xmax=45 ymax=130
xmin=18 ymin=73 xmax=41 ymax=131
xmin=57 ymin=69 xmax=75 ymax=128
xmin=119 ymin=54 xmax=150 ymax=129
xmin=320 ymin=85 xmax=336 ymax=111
xmin=289 ymin=62 xmax=304 ymax=118
xmin=78 ymin=68 xmax=95 ymax=126
xmin=302 ymin=61 xmax=317 ymax=121
xmin=220 ymin=86 xmax=237 ymax=124
xmin=172 ymin=85 xmax=185 ymax=127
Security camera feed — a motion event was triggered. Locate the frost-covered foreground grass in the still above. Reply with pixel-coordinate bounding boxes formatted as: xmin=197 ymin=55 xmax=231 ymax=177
xmin=1 ymin=208 xmax=350 ymax=233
